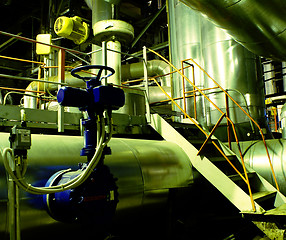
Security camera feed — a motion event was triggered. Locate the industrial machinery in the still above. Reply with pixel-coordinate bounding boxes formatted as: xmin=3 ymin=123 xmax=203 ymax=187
xmin=1 ymin=0 xmax=286 ymax=240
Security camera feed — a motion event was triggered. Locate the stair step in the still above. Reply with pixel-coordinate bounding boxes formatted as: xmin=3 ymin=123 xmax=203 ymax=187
xmin=209 ymin=155 xmax=237 ymax=162
xmin=252 ymin=191 xmax=276 ymax=202
xmin=242 ymin=203 xmax=286 ymax=223
xmin=228 ymin=172 xmax=256 ymax=182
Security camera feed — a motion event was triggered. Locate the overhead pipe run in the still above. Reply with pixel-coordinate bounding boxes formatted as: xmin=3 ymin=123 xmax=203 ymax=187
xmin=180 ymin=0 xmax=286 ymax=61
xmin=23 ymin=60 xmax=171 ymax=108
xmin=121 ymin=59 xmax=171 ymax=87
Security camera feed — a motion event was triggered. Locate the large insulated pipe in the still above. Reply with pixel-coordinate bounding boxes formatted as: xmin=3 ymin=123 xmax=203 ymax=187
xmin=238 ymin=139 xmax=286 ymax=194
xmin=23 ymin=60 xmax=169 ymax=108
xmin=121 ymin=59 xmax=171 ymax=87
xmin=0 ymin=133 xmax=193 ymax=238
xmin=180 ymin=0 xmax=286 ymax=61
xmin=85 ymin=0 xmax=134 ymax=86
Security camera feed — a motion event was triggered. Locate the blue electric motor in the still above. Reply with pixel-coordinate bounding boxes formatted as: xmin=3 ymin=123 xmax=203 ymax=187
xmin=44 ymin=164 xmax=118 ymax=224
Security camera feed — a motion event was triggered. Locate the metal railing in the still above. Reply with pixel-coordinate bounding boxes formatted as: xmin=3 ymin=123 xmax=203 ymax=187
xmin=147 ymin=48 xmax=280 ymax=212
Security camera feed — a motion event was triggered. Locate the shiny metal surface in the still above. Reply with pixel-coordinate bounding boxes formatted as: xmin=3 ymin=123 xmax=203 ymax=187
xmin=167 ymin=0 xmax=205 ymax=121
xmin=116 ymin=88 xmax=146 ymax=116
xmin=201 ymin=20 xmax=266 ymax=138
xmin=239 ymin=139 xmax=286 ymax=194
xmin=122 ymin=60 xmax=171 ymax=87
xmin=147 ymin=86 xmax=171 ymax=104
xmin=0 ymin=133 xmax=193 ymax=237
xmin=180 ymin=0 xmax=286 ymax=61
xmin=85 ymin=0 xmax=112 ymax=24
xmin=281 ymin=103 xmax=286 ymax=139
xmin=168 ymin=0 xmax=266 ymax=139
xmin=107 ymin=40 xmax=121 ymax=85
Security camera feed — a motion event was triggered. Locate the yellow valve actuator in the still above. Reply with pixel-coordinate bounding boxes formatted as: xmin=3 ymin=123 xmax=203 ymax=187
xmin=54 ymin=16 xmax=89 ymax=45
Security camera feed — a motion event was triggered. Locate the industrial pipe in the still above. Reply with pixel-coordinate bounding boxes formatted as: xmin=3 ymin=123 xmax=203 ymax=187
xmin=0 ymin=133 xmax=193 ymax=238
xmin=235 ymin=139 xmax=286 ymax=194
xmin=23 ymin=60 xmax=171 ymax=108
xmin=122 ymin=59 xmax=171 ymax=87
xmin=180 ymin=0 xmax=286 ymax=61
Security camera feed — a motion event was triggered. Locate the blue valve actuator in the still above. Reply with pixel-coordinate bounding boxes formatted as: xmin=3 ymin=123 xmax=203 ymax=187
xmin=57 ymin=85 xmax=125 ymax=111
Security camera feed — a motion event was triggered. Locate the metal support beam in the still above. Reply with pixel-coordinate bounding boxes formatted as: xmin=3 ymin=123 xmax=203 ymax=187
xmin=131 ymin=3 xmax=166 ymax=49
xmin=143 ymin=46 xmax=151 ymax=123
xmin=57 ymin=49 xmax=65 ymax=132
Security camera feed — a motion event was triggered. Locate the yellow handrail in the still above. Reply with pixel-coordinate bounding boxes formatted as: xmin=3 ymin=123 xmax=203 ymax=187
xmin=147 ymin=48 xmax=279 ymax=212
xmin=183 ymin=57 xmax=279 ymax=192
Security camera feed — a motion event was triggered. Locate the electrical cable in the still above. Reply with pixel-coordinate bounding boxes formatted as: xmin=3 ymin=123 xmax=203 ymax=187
xmin=2 ymin=114 xmax=112 ymax=195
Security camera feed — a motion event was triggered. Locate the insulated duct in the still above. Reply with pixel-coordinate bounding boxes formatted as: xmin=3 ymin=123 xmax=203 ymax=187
xmin=236 ymin=139 xmax=286 ymax=194
xmin=23 ymin=61 xmax=170 ymax=108
xmin=168 ymin=0 xmax=266 ymax=140
xmin=180 ymin=0 xmax=286 ymax=61
xmin=121 ymin=59 xmax=171 ymax=87
xmin=0 ymin=133 xmax=193 ymax=238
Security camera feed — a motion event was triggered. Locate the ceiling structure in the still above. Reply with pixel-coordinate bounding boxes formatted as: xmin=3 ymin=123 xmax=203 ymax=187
xmin=0 ymin=0 xmax=167 ymax=94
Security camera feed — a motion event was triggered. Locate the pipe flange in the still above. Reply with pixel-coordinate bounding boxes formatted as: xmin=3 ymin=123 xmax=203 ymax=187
xmin=93 ymin=20 xmax=134 ymax=45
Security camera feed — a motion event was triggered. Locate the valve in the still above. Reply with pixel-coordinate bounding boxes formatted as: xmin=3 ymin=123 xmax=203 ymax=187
xmin=43 ymin=65 xmax=123 ymax=225
xmin=57 ymin=65 xmax=125 ymax=112
xmin=57 ymin=65 xmax=125 ymax=158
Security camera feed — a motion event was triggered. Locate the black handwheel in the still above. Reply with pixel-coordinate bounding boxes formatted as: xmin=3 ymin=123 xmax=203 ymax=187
xmin=71 ymin=65 xmax=115 ymax=82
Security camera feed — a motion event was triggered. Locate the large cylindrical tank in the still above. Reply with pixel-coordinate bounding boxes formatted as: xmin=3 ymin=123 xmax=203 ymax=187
xmin=0 ymin=133 xmax=192 ymax=239
xmin=200 ymin=20 xmax=266 ymax=141
xmin=167 ymin=0 xmax=205 ymax=122
xmin=167 ymin=0 xmax=266 ymax=141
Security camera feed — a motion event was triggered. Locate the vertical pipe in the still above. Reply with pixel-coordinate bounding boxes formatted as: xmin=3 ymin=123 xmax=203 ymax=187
xmin=89 ymin=0 xmax=112 ymax=68
xmin=181 ymin=60 xmax=187 ymax=118
xmin=225 ymin=93 xmax=231 ymax=149
xmin=7 ymin=152 xmax=20 ymax=240
xmin=107 ymin=40 xmax=121 ymax=85
xmin=192 ymin=65 xmax=197 ymax=120
xmin=102 ymin=41 xmax=107 ymax=86
xmin=58 ymin=49 xmax=65 ymax=132
xmin=143 ymin=46 xmax=151 ymax=123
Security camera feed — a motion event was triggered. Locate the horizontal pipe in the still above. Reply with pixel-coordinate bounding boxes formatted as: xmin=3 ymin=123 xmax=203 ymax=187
xmin=180 ymin=0 xmax=286 ymax=60
xmin=0 ymin=133 xmax=193 ymax=237
xmin=23 ymin=60 xmax=171 ymax=108
xmin=232 ymin=139 xmax=286 ymax=194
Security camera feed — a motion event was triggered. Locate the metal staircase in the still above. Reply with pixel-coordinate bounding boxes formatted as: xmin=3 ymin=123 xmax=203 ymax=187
xmin=150 ymin=113 xmax=286 ymax=239
xmin=143 ymin=48 xmax=286 ymax=238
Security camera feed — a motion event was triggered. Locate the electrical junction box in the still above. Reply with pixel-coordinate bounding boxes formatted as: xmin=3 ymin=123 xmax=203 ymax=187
xmin=10 ymin=126 xmax=31 ymax=150
xmin=36 ymin=34 xmax=52 ymax=55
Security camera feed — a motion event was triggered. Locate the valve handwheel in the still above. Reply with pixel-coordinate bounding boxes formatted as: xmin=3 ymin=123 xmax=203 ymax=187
xmin=71 ymin=65 xmax=115 ymax=85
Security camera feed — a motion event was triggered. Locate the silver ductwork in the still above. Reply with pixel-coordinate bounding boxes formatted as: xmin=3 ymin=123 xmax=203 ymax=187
xmin=235 ymin=139 xmax=286 ymax=194
xmin=0 ymin=133 xmax=193 ymax=238
xmin=122 ymin=59 xmax=171 ymax=87
xmin=167 ymin=0 xmax=266 ymax=140
xmin=23 ymin=60 xmax=171 ymax=108
xmin=180 ymin=0 xmax=286 ymax=61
